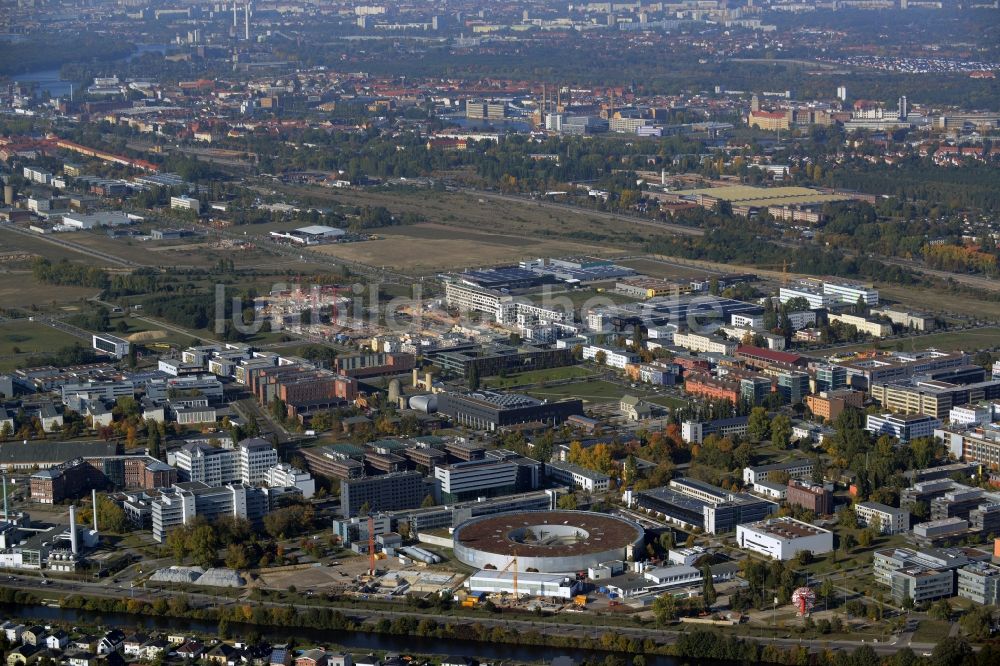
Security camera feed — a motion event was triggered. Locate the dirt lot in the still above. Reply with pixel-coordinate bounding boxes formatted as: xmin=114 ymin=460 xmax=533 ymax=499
xmin=310 ymin=223 xmax=627 ymax=274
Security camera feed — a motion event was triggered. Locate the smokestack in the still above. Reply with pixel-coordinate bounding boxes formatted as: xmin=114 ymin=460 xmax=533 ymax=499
xmin=3 ymin=185 xmax=13 ymax=206
xmin=233 ymin=2 xmax=238 ymax=27
xmin=92 ymin=488 xmax=98 ymax=532
xmin=2 ymin=474 xmax=8 ymax=521
xmin=661 ymin=169 xmax=666 ymax=187
xmin=245 ymin=3 xmax=250 ymax=40
xmin=69 ymin=505 xmax=78 ymax=555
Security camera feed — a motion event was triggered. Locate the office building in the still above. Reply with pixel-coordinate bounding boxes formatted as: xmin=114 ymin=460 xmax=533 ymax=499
xmin=339 ymin=471 xmax=431 ymax=518
xmin=150 ymin=482 xmax=268 ymax=542
xmin=913 ymin=517 xmax=969 ymax=540
xmin=434 ymin=459 xmax=518 ymax=502
xmin=957 ymin=561 xmax=1000 ymax=605
xmin=92 ymin=334 xmax=130 ymax=360
xmin=680 ymin=416 xmax=749 ymax=444
xmin=814 ymin=365 xmax=848 ymax=392
xmin=672 ymin=332 xmax=737 ymax=356
xmin=834 ymin=350 xmax=967 ymax=391
xmin=238 ymin=438 xmax=279 ymax=485
xmin=545 ymin=461 xmax=610 ymax=493
xmin=684 ymin=372 xmax=740 ymax=404
xmin=437 ymin=391 xmax=583 ymax=432
xmin=170 ymin=438 xmax=277 ymax=486
xmin=786 ymin=479 xmax=833 ymax=515
xmin=937 ymin=427 xmax=1000 ymax=468
xmin=873 ymin=546 xmax=991 ymax=602
xmin=805 ymin=389 xmax=864 ymax=422
xmin=264 ymin=463 xmax=315 ymax=499
xmin=777 ymin=371 xmax=810 ymax=403
xmin=855 ymin=501 xmax=910 ymax=535
xmin=743 ymin=459 xmax=814 ymax=486
xmin=434 ymin=345 xmax=573 ymax=379
xmin=625 ymin=478 xmax=777 ymax=534
xmin=735 ymin=517 xmax=833 ymax=560
xmin=871 ymin=370 xmax=1000 ymax=420
xmin=582 ymin=345 xmax=639 ymax=369
xmin=170 ymin=195 xmax=201 ymax=213
xmin=866 ymin=413 xmax=941 ymax=443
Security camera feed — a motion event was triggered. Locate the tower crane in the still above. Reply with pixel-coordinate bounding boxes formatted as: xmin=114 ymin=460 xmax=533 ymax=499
xmin=499 ymin=556 xmax=518 ymax=600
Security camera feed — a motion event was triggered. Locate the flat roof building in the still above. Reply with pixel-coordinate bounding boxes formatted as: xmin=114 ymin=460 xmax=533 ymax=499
xmin=736 ymin=517 xmax=833 ymax=560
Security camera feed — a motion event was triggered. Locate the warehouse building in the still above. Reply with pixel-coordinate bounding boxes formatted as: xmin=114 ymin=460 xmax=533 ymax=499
xmin=625 ymin=478 xmax=777 ymax=534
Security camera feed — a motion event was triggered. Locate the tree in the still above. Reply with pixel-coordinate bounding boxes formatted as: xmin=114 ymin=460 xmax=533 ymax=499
xmin=467 ymin=364 xmax=480 ymax=391
xmin=421 ymin=494 xmax=436 ymax=508
xmin=702 ymin=565 xmax=717 ymax=607
xmin=594 ymin=350 xmax=607 ymax=366
xmin=771 ymin=414 xmax=792 ymax=448
xmin=841 ymin=533 xmax=857 ymax=553
xmin=930 ymin=637 xmax=972 ymax=666
xmin=557 ymin=493 xmax=578 ymax=510
xmin=652 ymin=593 xmax=678 ymax=625
xmin=747 ymin=407 xmax=770 ymax=442
xmin=358 ymin=501 xmax=371 ymax=517
xmin=146 ymin=419 xmax=162 ymax=459
xmin=929 ymin=599 xmax=951 ymax=621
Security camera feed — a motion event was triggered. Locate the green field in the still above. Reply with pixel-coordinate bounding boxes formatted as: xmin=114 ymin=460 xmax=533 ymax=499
xmin=526 ymin=379 xmax=629 ymax=403
xmin=912 ymin=619 xmax=952 ymax=643
xmin=0 ymin=320 xmax=83 ymax=371
xmin=484 ymin=365 xmax=595 ymax=389
xmin=824 ymin=326 xmax=1000 ymax=357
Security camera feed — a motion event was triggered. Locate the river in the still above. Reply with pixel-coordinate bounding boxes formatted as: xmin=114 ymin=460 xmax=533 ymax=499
xmin=11 ymin=44 xmax=167 ymax=99
xmin=0 ymin=604 xmax=682 ymax=665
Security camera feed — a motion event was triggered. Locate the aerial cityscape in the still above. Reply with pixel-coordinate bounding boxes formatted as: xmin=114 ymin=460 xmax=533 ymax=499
xmin=0 ymin=0 xmax=999 ymax=665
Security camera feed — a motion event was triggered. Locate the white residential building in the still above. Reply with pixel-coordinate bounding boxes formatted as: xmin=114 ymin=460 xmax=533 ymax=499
xmin=170 ymin=195 xmax=201 ymax=213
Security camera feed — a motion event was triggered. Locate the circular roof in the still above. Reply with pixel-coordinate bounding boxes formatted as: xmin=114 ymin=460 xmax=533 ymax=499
xmin=454 ymin=510 xmax=643 ymax=558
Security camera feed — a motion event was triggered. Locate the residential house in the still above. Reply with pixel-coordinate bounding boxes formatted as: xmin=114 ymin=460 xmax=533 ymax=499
xmin=45 ymin=631 xmax=69 ymax=651
xmin=64 ymin=650 xmax=98 ymax=666
xmin=97 ymin=631 xmax=125 ymax=656
xmin=620 ymin=395 xmax=652 ymax=421
xmin=176 ymin=641 xmax=205 ymax=660
xmin=2 ymin=622 xmax=24 ymax=643
xmin=296 ymin=649 xmax=327 ymax=666
xmin=6 ymin=645 xmax=42 ymax=666
xmin=21 ymin=626 xmax=46 ymax=647
xmin=269 ymin=648 xmax=292 ymax=666
xmin=206 ymin=644 xmax=241 ymax=666
xmin=122 ymin=634 xmax=149 ymax=658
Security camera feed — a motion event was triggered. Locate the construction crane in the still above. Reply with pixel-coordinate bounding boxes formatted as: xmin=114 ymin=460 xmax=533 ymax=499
xmin=499 ymin=556 xmax=518 ymax=600
xmin=367 ymin=514 xmax=376 ymax=575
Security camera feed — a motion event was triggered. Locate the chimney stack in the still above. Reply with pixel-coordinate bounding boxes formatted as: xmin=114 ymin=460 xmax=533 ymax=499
xmin=92 ymin=488 xmax=99 ymax=532
xmin=69 ymin=505 xmax=79 ymax=555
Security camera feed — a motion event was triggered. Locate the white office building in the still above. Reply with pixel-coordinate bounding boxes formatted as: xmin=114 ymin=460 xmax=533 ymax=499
xmin=672 ymin=332 xmax=737 ymax=356
xmin=434 ymin=459 xmax=518 ymax=501
xmin=239 ymin=438 xmax=279 ymax=485
xmin=855 ymin=501 xmax=910 ymax=535
xmin=466 ymin=570 xmax=582 ymax=599
xmin=582 ymin=345 xmax=639 ymax=369
xmin=545 ymin=461 xmax=610 ymax=493
xmin=735 ymin=517 xmax=833 ymax=560
xmin=265 ymin=463 xmax=315 ymax=499
xmin=170 ymin=195 xmax=201 ymax=213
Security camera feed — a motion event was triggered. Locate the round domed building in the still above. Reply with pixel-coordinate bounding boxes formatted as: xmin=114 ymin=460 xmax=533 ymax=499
xmin=453 ymin=510 xmax=644 ymax=573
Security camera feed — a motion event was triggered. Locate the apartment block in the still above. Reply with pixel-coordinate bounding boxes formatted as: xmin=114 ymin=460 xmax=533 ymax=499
xmin=866 ymin=413 xmax=941 ymax=442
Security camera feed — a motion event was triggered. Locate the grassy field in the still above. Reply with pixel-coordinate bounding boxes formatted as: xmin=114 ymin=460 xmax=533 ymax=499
xmin=912 ymin=619 xmax=952 ymax=643
xmin=0 ymin=272 xmax=96 ymax=310
xmin=616 ymin=257 xmax=717 ymax=280
xmin=526 ymin=379 xmax=635 ymax=404
xmin=823 ymin=326 xmax=1000 ymax=357
xmin=483 ymin=365 xmax=596 ymax=389
xmin=0 ymin=320 xmax=83 ymax=372
xmin=310 ymin=223 xmax=627 ymax=274
xmin=879 ymin=284 xmax=1000 ymax=321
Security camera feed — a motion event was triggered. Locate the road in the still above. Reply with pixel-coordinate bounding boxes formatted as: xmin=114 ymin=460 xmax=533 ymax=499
xmin=129 ymin=313 xmax=222 ymax=346
xmin=0 ymin=223 xmax=139 ymax=268
xmin=0 ymin=574 xmax=944 ymax=656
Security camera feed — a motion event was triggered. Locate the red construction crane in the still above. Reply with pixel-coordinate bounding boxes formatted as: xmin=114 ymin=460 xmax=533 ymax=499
xmin=367 ymin=514 xmax=376 ymax=575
